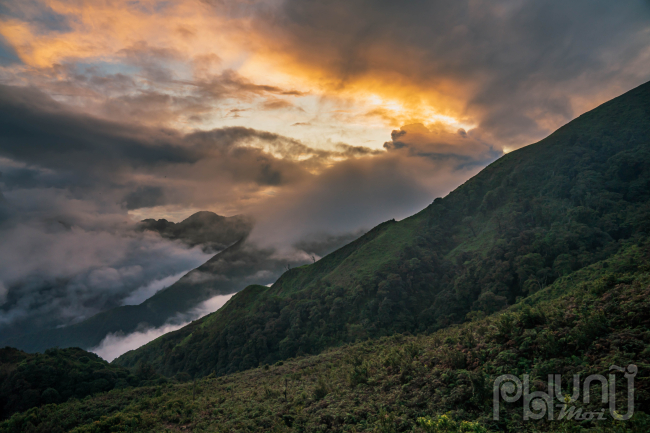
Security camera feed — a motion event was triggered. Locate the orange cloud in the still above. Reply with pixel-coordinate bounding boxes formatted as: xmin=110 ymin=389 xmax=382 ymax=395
xmin=0 ymin=0 xmax=471 ymax=149
xmin=1 ymin=0 xmax=647 ymax=153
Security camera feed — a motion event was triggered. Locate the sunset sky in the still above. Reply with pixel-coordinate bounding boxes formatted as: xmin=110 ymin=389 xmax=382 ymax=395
xmin=1 ymin=0 xmax=650 ymax=332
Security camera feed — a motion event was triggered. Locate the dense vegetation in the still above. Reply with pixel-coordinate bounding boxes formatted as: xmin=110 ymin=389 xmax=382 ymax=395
xmin=2 ymin=238 xmax=649 ymax=432
xmin=115 ymin=81 xmax=650 ymax=378
xmin=0 ymin=347 xmax=164 ymax=421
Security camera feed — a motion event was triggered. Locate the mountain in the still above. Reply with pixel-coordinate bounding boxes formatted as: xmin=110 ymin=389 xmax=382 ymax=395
xmin=2 ymin=81 xmax=650 ymax=433
xmin=0 ymin=210 xmax=251 ymax=340
xmin=114 ymin=80 xmax=650 ymax=379
xmin=3 ymin=238 xmax=649 ymax=432
xmin=138 ymin=211 xmax=253 ymax=253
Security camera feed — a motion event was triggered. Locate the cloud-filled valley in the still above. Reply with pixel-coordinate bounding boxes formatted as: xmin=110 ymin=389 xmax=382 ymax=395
xmin=90 ymin=293 xmax=235 ymax=362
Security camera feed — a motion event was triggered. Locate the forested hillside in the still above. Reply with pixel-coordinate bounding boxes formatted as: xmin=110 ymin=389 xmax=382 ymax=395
xmin=114 ymin=81 xmax=650 ymax=378
xmin=3 ymin=238 xmax=649 ymax=432
xmin=0 ymin=347 xmax=163 ymax=421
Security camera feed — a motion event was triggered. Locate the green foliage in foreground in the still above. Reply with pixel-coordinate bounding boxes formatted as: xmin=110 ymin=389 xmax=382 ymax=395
xmin=3 ymin=240 xmax=649 ymax=432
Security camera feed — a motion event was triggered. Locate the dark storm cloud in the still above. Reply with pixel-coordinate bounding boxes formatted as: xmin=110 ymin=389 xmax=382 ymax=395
xmin=0 ymin=85 xmax=197 ymax=173
xmin=0 ymin=85 xmax=499 ymax=228
xmin=124 ymin=186 xmax=166 ymax=210
xmin=255 ymin=0 xmax=650 ymax=146
xmin=0 ymin=84 xmax=320 ymax=199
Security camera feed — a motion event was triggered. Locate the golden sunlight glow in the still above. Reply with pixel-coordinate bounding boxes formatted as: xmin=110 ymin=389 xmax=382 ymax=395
xmin=0 ymin=0 xmax=472 ymax=150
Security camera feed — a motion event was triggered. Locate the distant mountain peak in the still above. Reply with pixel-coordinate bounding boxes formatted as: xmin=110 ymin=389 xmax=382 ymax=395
xmin=138 ymin=211 xmax=253 ymax=253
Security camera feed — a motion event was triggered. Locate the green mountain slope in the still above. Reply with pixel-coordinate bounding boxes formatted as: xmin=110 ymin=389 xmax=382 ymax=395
xmin=3 ymin=239 xmax=649 ymax=432
xmin=114 ymin=81 xmax=650 ymax=378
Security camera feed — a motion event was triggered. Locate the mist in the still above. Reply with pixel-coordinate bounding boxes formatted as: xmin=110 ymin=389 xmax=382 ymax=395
xmin=91 ymin=293 xmax=235 ymax=362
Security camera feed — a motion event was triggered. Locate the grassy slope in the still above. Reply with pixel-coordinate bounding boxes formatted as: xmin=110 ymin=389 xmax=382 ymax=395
xmin=114 ymin=216 xmax=425 ymax=372
xmin=113 ymin=81 xmax=650 ymax=378
xmin=3 ymin=239 xmax=649 ymax=432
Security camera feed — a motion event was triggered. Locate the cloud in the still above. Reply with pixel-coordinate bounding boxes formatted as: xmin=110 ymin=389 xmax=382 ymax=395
xmin=0 ymin=84 xmax=394 ymax=212
xmin=0 ymin=191 xmax=213 ymax=334
xmin=382 ymin=123 xmax=500 ymax=169
xmin=1 ymin=0 xmax=647 ymax=152
xmin=251 ymin=0 xmax=650 ymax=147
xmin=90 ymin=293 xmax=235 ymax=362
xmin=261 ymin=98 xmax=303 ymax=111
xmin=91 ymin=323 xmax=186 ymax=363
xmin=0 ymin=281 xmax=7 ymax=305
xmin=121 ymin=271 xmax=188 ymax=306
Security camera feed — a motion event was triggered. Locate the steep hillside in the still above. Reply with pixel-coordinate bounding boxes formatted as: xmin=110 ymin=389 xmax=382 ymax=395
xmin=114 ymin=81 xmax=650 ymax=378
xmin=138 ymin=211 xmax=253 ymax=253
xmin=3 ymin=239 xmax=650 ymax=432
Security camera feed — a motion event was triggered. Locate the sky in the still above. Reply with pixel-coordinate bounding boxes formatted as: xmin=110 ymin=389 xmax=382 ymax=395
xmin=1 ymin=0 xmax=650 ymax=340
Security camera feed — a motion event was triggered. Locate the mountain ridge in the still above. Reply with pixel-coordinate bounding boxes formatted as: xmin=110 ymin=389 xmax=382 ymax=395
xmin=114 ymin=80 xmax=650 ymax=377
